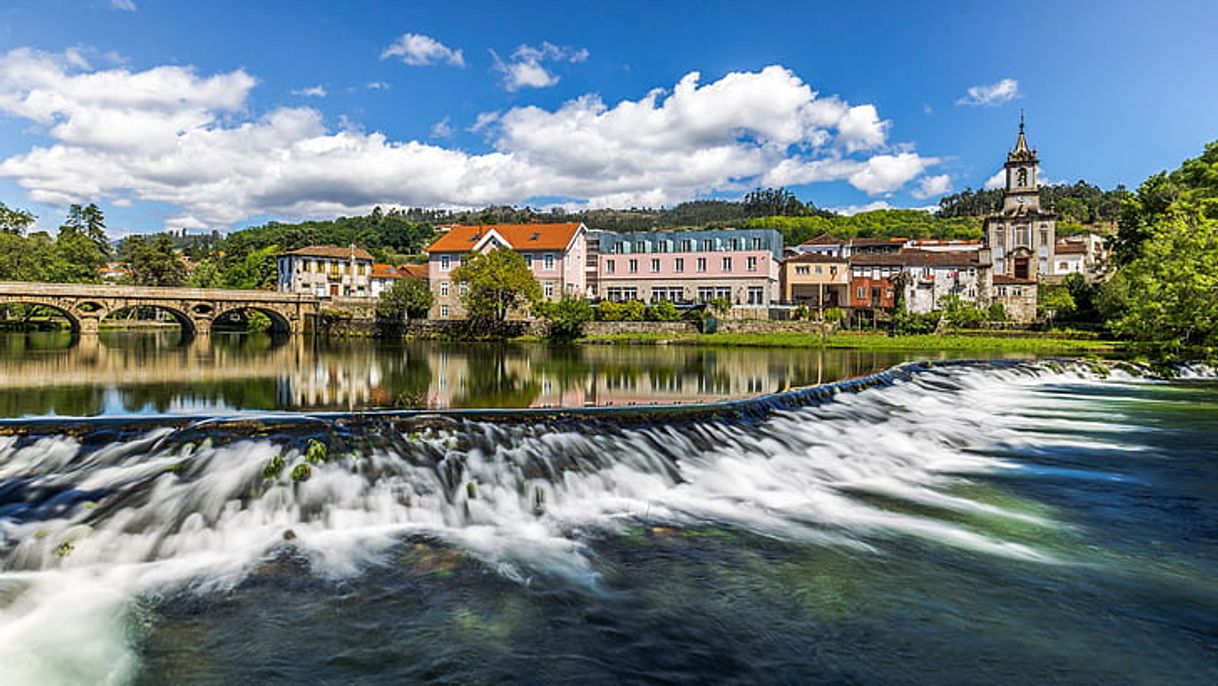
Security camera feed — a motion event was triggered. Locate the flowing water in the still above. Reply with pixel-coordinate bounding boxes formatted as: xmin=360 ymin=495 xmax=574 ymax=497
xmin=0 ymin=335 xmax=1215 ymax=684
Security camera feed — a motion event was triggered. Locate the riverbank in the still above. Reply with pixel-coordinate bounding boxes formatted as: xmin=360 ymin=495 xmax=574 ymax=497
xmin=575 ymin=331 xmax=1124 ymax=353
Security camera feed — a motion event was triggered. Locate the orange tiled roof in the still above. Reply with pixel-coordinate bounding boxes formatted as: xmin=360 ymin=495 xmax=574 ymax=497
xmin=371 ymin=263 xmax=402 ymax=279
xmin=427 ymin=223 xmax=583 ymax=253
xmin=993 ymin=275 xmax=1037 ymax=285
xmin=399 ymin=263 xmax=429 ymax=279
xmin=1055 ymin=242 xmax=1087 ymax=254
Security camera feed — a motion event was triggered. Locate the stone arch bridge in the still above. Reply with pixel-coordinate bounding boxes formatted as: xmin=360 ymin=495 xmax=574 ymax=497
xmin=0 ymin=282 xmax=321 ymax=335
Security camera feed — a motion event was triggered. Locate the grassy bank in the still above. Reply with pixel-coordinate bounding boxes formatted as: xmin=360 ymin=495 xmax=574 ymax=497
xmin=577 ymin=331 xmax=1124 ymax=353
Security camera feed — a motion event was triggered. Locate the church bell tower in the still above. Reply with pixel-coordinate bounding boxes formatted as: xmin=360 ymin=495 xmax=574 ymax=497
xmin=984 ymin=112 xmax=1056 ymax=281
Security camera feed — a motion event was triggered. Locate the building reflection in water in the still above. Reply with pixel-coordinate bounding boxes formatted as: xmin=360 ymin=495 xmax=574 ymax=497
xmin=0 ymin=331 xmax=967 ymax=417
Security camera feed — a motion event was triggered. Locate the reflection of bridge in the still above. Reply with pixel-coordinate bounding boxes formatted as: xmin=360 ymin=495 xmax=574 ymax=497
xmin=0 ymin=282 xmax=320 ymax=335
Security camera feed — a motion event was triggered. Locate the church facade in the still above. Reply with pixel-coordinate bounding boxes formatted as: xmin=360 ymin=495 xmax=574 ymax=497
xmin=984 ymin=118 xmax=1056 ymax=281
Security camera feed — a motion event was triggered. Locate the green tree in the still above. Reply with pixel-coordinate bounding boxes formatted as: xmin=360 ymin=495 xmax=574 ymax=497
xmin=0 ymin=203 xmax=36 ymax=234
xmin=187 ymin=258 xmax=225 ymax=288
xmin=1108 ymin=212 xmax=1218 ymax=350
xmin=1039 ymin=287 xmax=1076 ymax=321
xmin=536 ymin=295 xmax=593 ymax=341
xmin=621 ymin=300 xmax=646 ymax=321
xmin=123 ymin=234 xmax=187 ymax=286
xmin=50 ymin=226 xmax=105 ymax=283
xmin=451 ymin=248 xmax=541 ymax=321
xmin=64 ymin=203 xmax=110 ymax=256
xmin=743 ymin=187 xmax=810 ymax=218
xmin=376 ymin=278 xmax=434 ymax=321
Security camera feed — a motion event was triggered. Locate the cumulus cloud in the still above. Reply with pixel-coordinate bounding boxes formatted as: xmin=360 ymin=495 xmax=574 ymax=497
xmin=493 ymin=42 xmax=589 ymax=91
xmin=292 ymin=85 xmax=326 ymax=98
xmin=911 ymin=173 xmax=952 ymax=200
xmin=380 ymin=33 xmax=464 ymax=67
xmin=0 ymin=53 xmax=940 ymax=228
xmin=957 ymin=78 xmax=1020 ymax=107
xmin=983 ymin=165 xmax=1050 ymax=190
xmin=109 ymin=0 xmax=137 ymax=11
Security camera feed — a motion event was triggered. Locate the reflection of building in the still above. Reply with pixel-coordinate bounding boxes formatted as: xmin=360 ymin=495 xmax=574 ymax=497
xmin=425 ymin=223 xmax=589 ymax=320
xmin=984 ymin=116 xmax=1057 ymax=281
xmin=590 ymin=228 xmax=782 ymax=307
xmin=278 ymin=245 xmax=374 ymax=298
xmin=779 ymin=253 xmax=849 ymax=307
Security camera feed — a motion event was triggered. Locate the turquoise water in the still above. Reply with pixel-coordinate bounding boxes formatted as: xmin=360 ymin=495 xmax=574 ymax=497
xmin=0 ymin=360 xmax=1215 ymax=684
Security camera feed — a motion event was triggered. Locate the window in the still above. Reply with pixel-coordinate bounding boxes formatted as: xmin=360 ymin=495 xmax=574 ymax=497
xmin=650 ymin=258 xmax=660 ymax=273
xmin=657 ymin=241 xmax=669 ymax=253
xmin=697 ymin=286 xmax=715 ymax=302
xmin=728 ymin=238 xmax=739 ymax=251
xmin=722 ymin=257 xmax=732 ymax=271
xmin=696 ymin=257 xmax=707 ymax=272
xmin=606 ymin=259 xmax=615 ymax=274
xmin=750 ymin=237 xmax=763 ymax=250
xmin=544 ymin=282 xmax=555 ymax=297
xmin=795 ymin=266 xmax=809 ymax=276
xmin=747 ymin=256 xmax=758 ymax=272
xmin=544 ymin=254 xmax=556 ymax=270
xmin=634 ymin=240 xmax=646 ymax=253
xmin=524 ymin=253 xmax=534 ymax=268
xmin=459 ymin=283 xmax=469 ymax=296
xmin=674 ymin=258 xmax=684 ymax=272
xmin=681 ymin=239 xmax=693 ymax=252
xmin=629 ymin=259 xmax=638 ymax=273
xmin=701 ymin=239 xmax=713 ymax=251
xmin=747 ymin=287 xmax=764 ymax=305
xmin=441 ymin=304 xmax=450 ymax=318
xmin=440 ymin=255 xmax=451 ymax=272
xmin=856 ymin=287 xmax=866 ymax=299
xmin=440 ymin=281 xmax=450 ymax=297
xmin=715 ymin=286 xmax=731 ymax=300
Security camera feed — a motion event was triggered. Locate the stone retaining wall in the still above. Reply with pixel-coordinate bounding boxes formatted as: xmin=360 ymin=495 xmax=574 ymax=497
xmin=717 ymin=320 xmax=835 ymax=335
xmin=583 ymin=321 xmax=698 ymax=336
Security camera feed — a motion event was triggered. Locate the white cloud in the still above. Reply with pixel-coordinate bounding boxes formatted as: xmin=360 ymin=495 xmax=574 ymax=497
xmin=109 ymin=0 xmax=137 ymax=11
xmin=380 ymin=33 xmax=464 ymax=67
xmin=829 ymin=200 xmax=893 ymax=216
xmin=493 ymin=42 xmax=588 ymax=91
xmin=957 ymin=78 xmax=1020 ymax=107
xmin=984 ymin=169 xmax=1006 ymax=190
xmin=0 ymin=53 xmax=940 ymax=228
xmin=292 ymin=85 xmax=326 ymax=98
xmin=430 ymin=117 xmax=453 ymax=139
xmin=366 ymin=81 xmax=390 ymax=90
xmin=911 ymin=173 xmax=952 ymax=200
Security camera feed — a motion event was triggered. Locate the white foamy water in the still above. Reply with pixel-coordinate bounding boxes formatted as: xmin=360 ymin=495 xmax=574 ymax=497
xmin=0 ymin=360 xmax=1194 ymax=684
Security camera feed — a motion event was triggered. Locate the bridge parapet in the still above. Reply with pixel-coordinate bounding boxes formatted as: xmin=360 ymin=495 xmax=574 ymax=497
xmin=0 ymin=281 xmax=323 ymax=335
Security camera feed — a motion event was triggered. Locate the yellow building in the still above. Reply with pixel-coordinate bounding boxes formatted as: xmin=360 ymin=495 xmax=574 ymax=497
xmin=778 ymin=253 xmax=849 ymax=307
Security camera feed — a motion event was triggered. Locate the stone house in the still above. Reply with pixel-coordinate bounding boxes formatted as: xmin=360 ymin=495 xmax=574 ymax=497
xmin=278 ymin=245 xmax=374 ymax=298
xmin=992 ymin=275 xmax=1038 ymax=323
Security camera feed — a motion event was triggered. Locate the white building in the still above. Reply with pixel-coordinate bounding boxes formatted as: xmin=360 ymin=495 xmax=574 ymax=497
xmin=278 ymin=245 xmax=374 ymax=298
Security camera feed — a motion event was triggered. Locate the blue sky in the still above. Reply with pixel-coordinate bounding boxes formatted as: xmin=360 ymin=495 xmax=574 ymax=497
xmin=0 ymin=0 xmax=1215 ymax=235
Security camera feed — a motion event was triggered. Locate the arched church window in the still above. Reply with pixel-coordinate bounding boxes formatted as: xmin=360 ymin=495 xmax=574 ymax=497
xmin=1017 ymin=167 xmax=1028 ymax=187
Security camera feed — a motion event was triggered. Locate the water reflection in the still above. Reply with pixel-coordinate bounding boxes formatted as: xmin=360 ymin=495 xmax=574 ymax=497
xmin=0 ymin=332 xmax=1016 ymax=417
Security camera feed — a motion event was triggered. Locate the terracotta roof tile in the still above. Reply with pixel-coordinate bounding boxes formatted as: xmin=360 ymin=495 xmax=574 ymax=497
xmin=427 ymin=223 xmax=583 ymax=253
xmin=993 ymin=275 xmax=1037 ymax=285
xmin=784 ymin=253 xmax=849 ymax=264
xmin=399 ymin=263 xmax=429 ymax=279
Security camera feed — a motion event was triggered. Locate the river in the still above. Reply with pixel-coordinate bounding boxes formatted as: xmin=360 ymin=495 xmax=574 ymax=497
xmin=0 ymin=334 xmax=1215 ymax=684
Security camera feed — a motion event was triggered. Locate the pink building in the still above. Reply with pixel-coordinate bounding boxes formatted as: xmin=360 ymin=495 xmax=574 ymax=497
xmin=425 ymin=223 xmax=588 ymax=319
xmin=589 ymin=228 xmax=783 ymax=307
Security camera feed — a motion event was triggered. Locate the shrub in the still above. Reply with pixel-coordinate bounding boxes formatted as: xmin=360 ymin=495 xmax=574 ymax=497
xmin=596 ymin=300 xmax=625 ymax=321
xmin=708 ymin=298 xmax=733 ymax=316
xmin=792 ymin=305 xmax=811 ymax=320
xmin=539 ymin=295 xmax=594 ymax=341
xmin=823 ymin=307 xmax=845 ymax=323
xmin=645 ymin=301 xmax=681 ymax=321
xmin=621 ymin=300 xmax=646 ymax=321
xmin=892 ymin=308 xmax=940 ymax=335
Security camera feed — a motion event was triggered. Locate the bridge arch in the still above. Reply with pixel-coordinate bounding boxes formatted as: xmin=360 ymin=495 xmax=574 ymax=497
xmin=0 ymin=299 xmax=84 ymax=333
xmin=211 ymin=305 xmax=293 ymax=334
xmin=101 ymin=303 xmax=197 ymax=338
